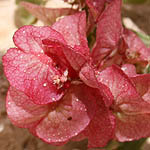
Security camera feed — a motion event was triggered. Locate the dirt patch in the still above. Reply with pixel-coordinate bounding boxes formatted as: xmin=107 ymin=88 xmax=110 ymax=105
xmin=122 ymin=3 xmax=150 ymax=34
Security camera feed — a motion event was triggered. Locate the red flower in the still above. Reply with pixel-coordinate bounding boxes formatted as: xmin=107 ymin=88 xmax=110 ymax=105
xmin=3 ymin=12 xmax=115 ymax=148
xmin=96 ymin=65 xmax=150 ymax=142
xmin=3 ymin=0 xmax=150 ymax=147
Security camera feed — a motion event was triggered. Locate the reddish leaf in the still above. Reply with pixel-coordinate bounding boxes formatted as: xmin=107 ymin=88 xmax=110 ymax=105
xmin=92 ymin=0 xmax=122 ymax=65
xmin=31 ymin=84 xmax=97 ymax=144
xmin=21 ymin=2 xmax=77 ymax=25
xmin=6 ymin=87 xmax=49 ymax=128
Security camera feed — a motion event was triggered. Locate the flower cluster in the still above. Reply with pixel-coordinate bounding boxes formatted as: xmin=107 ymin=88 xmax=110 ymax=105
xmin=3 ymin=0 xmax=150 ymax=148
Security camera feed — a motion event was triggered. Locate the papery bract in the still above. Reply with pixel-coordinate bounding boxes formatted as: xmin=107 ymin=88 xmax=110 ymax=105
xmin=91 ymin=0 xmax=122 ymax=66
xmin=7 ymin=85 xmax=96 ymax=143
xmin=7 ymin=86 xmax=49 ymax=128
xmin=3 ymin=26 xmax=69 ymax=105
xmin=4 ymin=0 xmax=150 ymax=147
xmin=121 ymin=64 xmax=137 ymax=77
xmin=123 ymin=29 xmax=150 ymax=62
xmin=52 ymin=11 xmax=90 ymax=71
xmin=97 ymin=65 xmax=150 ymax=141
xmin=86 ymin=0 xmax=105 ymax=21
xmin=72 ymin=87 xmax=115 ymax=148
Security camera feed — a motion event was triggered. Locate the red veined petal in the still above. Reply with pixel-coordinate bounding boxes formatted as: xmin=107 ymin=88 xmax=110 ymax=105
xmin=92 ymin=0 xmax=122 ymax=65
xmin=121 ymin=64 xmax=137 ymax=77
xmin=123 ymin=29 xmax=150 ymax=62
xmin=6 ymin=86 xmax=49 ymax=128
xmin=13 ymin=25 xmax=66 ymax=55
xmin=3 ymin=48 xmax=64 ymax=104
xmin=72 ymin=88 xmax=115 ymax=148
xmin=97 ymin=65 xmax=150 ymax=114
xmin=86 ymin=0 xmax=106 ymax=21
xmin=131 ymin=74 xmax=150 ymax=99
xmin=79 ymin=62 xmax=113 ymax=107
xmin=42 ymin=39 xmax=86 ymax=71
xmin=31 ymin=84 xmax=97 ymax=144
xmin=115 ymin=113 xmax=150 ymax=142
xmin=51 ymin=12 xmax=90 ymax=71
xmin=52 ymin=11 xmax=90 ymax=57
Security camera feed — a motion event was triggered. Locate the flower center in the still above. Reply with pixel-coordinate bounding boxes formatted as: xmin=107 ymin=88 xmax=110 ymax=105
xmin=53 ymin=69 xmax=69 ymax=89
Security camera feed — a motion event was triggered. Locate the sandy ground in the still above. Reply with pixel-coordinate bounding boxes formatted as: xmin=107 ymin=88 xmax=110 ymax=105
xmin=0 ymin=0 xmax=150 ymax=150
xmin=0 ymin=0 xmax=16 ymax=53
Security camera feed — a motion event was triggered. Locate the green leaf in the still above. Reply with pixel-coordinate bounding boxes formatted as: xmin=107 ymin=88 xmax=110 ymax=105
xmin=105 ymin=140 xmax=120 ymax=150
xmin=117 ymin=138 xmax=146 ymax=150
xmin=143 ymin=64 xmax=150 ymax=74
xmin=15 ymin=6 xmax=36 ymax=27
xmin=123 ymin=0 xmax=147 ymax=4
xmin=136 ymin=32 xmax=150 ymax=47
xmin=15 ymin=0 xmax=48 ymax=27
xmin=16 ymin=0 xmax=46 ymax=5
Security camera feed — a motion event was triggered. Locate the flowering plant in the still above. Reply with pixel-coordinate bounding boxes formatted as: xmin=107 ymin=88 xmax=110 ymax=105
xmin=2 ymin=0 xmax=150 ymax=149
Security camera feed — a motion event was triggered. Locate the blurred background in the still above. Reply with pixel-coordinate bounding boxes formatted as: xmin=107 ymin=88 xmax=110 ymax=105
xmin=0 ymin=0 xmax=150 ymax=150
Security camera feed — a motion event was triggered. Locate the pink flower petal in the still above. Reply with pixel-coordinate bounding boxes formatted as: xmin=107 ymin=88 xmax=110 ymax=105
xmin=97 ymin=65 xmax=150 ymax=114
xmin=72 ymin=89 xmax=115 ymax=148
xmin=79 ymin=62 xmax=98 ymax=88
xmin=42 ymin=38 xmax=87 ymax=72
xmin=84 ymin=99 xmax=115 ymax=148
xmin=131 ymin=74 xmax=150 ymax=98
xmin=97 ymin=65 xmax=150 ymax=141
xmin=123 ymin=29 xmax=150 ymax=62
xmin=79 ymin=63 xmax=113 ymax=107
xmin=121 ymin=64 xmax=137 ymax=77
xmin=92 ymin=0 xmax=122 ymax=65
xmin=6 ymin=86 xmax=49 ymax=128
xmin=86 ymin=0 xmax=106 ymax=21
xmin=51 ymin=12 xmax=90 ymax=71
xmin=31 ymin=84 xmax=97 ymax=144
xmin=42 ymin=39 xmax=73 ymax=71
xmin=13 ymin=25 xmax=66 ymax=55
xmin=52 ymin=11 xmax=89 ymax=56
xmin=62 ymin=47 xmax=87 ymax=71
xmin=3 ymin=48 xmax=64 ymax=104
xmin=21 ymin=2 xmax=77 ymax=26
xmin=115 ymin=113 xmax=150 ymax=142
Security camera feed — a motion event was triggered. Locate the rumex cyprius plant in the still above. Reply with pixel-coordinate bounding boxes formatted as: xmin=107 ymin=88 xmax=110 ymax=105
xmin=2 ymin=0 xmax=150 ymax=149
